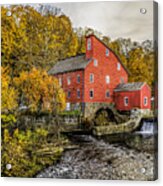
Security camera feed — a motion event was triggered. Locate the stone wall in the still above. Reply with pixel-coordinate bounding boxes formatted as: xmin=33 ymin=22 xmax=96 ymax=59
xmin=83 ymin=102 xmax=115 ymax=119
xmin=92 ymin=115 xmax=142 ymax=136
xmin=17 ymin=114 xmax=81 ymax=131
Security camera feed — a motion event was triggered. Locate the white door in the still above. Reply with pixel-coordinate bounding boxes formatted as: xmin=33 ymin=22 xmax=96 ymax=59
xmin=66 ymin=102 xmax=71 ymax=111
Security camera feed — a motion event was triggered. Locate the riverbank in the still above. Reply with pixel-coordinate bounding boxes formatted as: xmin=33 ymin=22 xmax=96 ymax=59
xmin=1 ymin=128 xmax=69 ymax=177
xmin=36 ymin=135 xmax=157 ymax=180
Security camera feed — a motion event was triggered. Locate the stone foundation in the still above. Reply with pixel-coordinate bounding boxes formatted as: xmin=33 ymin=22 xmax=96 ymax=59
xmin=66 ymin=102 xmax=153 ymax=121
xmin=131 ymin=108 xmax=153 ymax=117
xmin=66 ymin=102 xmax=114 ymax=119
xmin=83 ymin=102 xmax=115 ymax=119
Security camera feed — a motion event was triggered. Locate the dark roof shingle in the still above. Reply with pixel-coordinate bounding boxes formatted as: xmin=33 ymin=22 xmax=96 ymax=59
xmin=48 ymin=55 xmax=90 ymax=75
xmin=114 ymin=82 xmax=145 ymax=92
xmin=49 ymin=35 xmax=130 ymax=76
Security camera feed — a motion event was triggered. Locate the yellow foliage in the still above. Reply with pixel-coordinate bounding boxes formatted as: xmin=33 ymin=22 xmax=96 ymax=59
xmin=14 ymin=67 xmax=66 ymax=113
xmin=1 ymin=128 xmax=64 ymax=177
xmin=127 ymin=48 xmax=155 ymax=87
xmin=67 ymin=33 xmax=79 ymax=57
xmin=109 ymin=40 xmax=155 ymax=88
xmin=1 ymin=67 xmax=18 ymax=113
xmin=1 ymin=6 xmax=79 ymax=76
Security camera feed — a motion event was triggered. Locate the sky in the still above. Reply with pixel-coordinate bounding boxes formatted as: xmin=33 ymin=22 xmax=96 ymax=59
xmin=54 ymin=1 xmax=154 ymax=42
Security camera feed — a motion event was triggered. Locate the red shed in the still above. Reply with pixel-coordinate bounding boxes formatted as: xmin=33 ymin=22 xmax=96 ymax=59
xmin=114 ymin=82 xmax=151 ymax=111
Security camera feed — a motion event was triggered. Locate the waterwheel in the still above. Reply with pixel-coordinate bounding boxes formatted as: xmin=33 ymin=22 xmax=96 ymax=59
xmin=94 ymin=109 xmax=116 ymax=126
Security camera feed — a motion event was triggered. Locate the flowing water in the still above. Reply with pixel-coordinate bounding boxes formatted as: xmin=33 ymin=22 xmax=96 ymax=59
xmin=135 ymin=119 xmax=157 ymax=135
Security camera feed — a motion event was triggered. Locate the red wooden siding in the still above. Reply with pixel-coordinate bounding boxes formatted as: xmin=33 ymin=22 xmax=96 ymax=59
xmin=84 ymin=35 xmax=128 ymax=103
xmin=55 ymin=70 xmax=84 ymax=103
xmin=140 ymin=84 xmax=151 ymax=109
xmin=114 ymin=84 xmax=151 ymax=111
xmin=52 ymin=35 xmax=151 ymax=111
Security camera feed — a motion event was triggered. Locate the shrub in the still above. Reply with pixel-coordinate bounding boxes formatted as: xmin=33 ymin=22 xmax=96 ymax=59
xmin=1 ymin=128 xmax=64 ymax=177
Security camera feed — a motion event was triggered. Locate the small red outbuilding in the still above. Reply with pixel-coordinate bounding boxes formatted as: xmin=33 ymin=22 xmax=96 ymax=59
xmin=114 ymin=82 xmax=151 ymax=111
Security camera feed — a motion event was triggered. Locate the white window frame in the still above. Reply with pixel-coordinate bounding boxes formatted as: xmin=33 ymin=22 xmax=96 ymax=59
xmin=77 ymin=89 xmax=80 ymax=99
xmin=106 ymin=90 xmax=110 ymax=98
xmin=94 ymin=59 xmax=98 ymax=67
xmin=144 ymin=97 xmax=148 ymax=106
xmin=67 ymin=76 xmax=71 ymax=85
xmin=106 ymin=48 xmax=109 ymax=56
xmin=90 ymin=73 xmax=94 ymax=83
xmin=117 ymin=62 xmax=121 ymax=71
xmin=106 ymin=75 xmax=110 ymax=84
xmin=59 ymin=77 xmax=62 ymax=86
xmin=74 ymin=103 xmax=79 ymax=110
xmin=90 ymin=89 xmax=94 ymax=99
xmin=124 ymin=97 xmax=129 ymax=106
xmin=87 ymin=38 xmax=91 ymax=50
xmin=77 ymin=74 xmax=80 ymax=83
xmin=66 ymin=102 xmax=71 ymax=111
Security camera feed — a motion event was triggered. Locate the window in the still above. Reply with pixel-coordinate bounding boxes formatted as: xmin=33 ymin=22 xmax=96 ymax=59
xmin=66 ymin=102 xmax=71 ymax=111
xmin=77 ymin=75 xmax=80 ymax=83
xmin=67 ymin=76 xmax=71 ymax=85
xmin=117 ymin=63 xmax=121 ymax=71
xmin=90 ymin=73 xmax=94 ymax=83
xmin=144 ymin=97 xmax=148 ymax=106
xmin=106 ymin=48 xmax=109 ymax=56
xmin=59 ymin=77 xmax=62 ymax=86
xmin=74 ymin=103 xmax=79 ymax=110
xmin=90 ymin=89 xmax=94 ymax=99
xmin=120 ymin=77 xmax=124 ymax=84
xmin=77 ymin=89 xmax=80 ymax=98
xmin=124 ymin=97 xmax=129 ymax=106
xmin=87 ymin=38 xmax=91 ymax=50
xmin=106 ymin=75 xmax=110 ymax=84
xmin=94 ymin=59 xmax=98 ymax=67
xmin=67 ymin=91 xmax=71 ymax=98
xmin=106 ymin=90 xmax=110 ymax=98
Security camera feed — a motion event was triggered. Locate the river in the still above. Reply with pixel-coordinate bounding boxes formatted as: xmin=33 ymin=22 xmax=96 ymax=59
xmin=36 ymin=120 xmax=157 ymax=181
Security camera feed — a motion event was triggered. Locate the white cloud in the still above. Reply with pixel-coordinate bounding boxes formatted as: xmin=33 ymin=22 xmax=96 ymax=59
xmin=54 ymin=1 xmax=154 ymax=41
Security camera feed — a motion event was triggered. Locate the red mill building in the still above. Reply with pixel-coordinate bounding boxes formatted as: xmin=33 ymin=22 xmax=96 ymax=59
xmin=49 ymin=35 xmax=151 ymax=118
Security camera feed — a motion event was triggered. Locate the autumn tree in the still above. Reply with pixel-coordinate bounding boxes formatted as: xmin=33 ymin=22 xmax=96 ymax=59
xmin=109 ymin=40 xmax=128 ymax=67
xmin=67 ymin=32 xmax=79 ymax=57
xmin=127 ymin=48 xmax=155 ymax=87
xmin=1 ymin=6 xmax=29 ymax=78
xmin=108 ymin=38 xmax=155 ymax=88
xmin=1 ymin=67 xmax=18 ymax=112
xmin=77 ymin=35 xmax=86 ymax=54
xmin=1 ymin=6 xmax=78 ymax=77
xmin=102 ymin=36 xmax=110 ymax=46
xmin=2 ymin=4 xmax=155 ymax=91
xmin=14 ymin=67 xmax=66 ymax=113
xmin=1 ymin=67 xmax=18 ymax=129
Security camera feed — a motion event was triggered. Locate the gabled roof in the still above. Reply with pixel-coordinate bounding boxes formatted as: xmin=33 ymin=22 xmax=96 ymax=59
xmin=114 ymin=82 xmax=145 ymax=92
xmin=86 ymin=34 xmax=130 ymax=75
xmin=49 ymin=34 xmax=130 ymax=75
xmin=48 ymin=55 xmax=90 ymax=75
